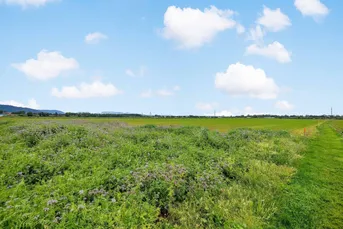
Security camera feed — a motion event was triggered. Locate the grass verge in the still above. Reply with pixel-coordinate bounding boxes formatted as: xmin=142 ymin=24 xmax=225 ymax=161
xmin=270 ymin=124 xmax=343 ymax=228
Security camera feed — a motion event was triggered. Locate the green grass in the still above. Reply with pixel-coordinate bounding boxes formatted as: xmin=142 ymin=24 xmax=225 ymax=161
xmin=1 ymin=118 xmax=341 ymax=228
xmin=270 ymin=124 xmax=343 ymax=228
xmin=331 ymin=120 xmax=343 ymax=134
xmin=1 ymin=117 xmax=320 ymax=133
xmin=0 ymin=119 xmax=305 ymax=228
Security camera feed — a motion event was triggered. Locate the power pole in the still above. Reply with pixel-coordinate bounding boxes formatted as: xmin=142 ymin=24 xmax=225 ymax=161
xmin=331 ymin=107 xmax=333 ymax=116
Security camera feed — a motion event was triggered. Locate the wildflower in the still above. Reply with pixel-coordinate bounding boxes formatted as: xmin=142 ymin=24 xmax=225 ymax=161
xmin=79 ymin=190 xmax=84 ymax=195
xmin=47 ymin=199 xmax=58 ymax=205
xmin=53 ymin=216 xmax=62 ymax=223
xmin=111 ymin=198 xmax=116 ymax=203
xmin=44 ymin=208 xmax=49 ymax=212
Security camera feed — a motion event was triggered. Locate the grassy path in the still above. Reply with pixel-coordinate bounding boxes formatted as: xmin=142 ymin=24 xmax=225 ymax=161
xmin=271 ymin=125 xmax=343 ymax=228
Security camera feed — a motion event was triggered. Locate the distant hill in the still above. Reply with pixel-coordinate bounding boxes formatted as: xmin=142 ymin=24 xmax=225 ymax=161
xmin=0 ymin=104 xmax=64 ymax=114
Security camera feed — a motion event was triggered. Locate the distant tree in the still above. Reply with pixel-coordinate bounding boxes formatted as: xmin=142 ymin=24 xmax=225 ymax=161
xmin=12 ymin=111 xmax=26 ymax=116
xmin=0 ymin=110 xmax=3 ymax=114
xmin=27 ymin=112 xmax=33 ymax=117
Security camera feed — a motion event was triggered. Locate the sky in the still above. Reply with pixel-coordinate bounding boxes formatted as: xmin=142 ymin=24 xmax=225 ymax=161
xmin=0 ymin=0 xmax=342 ymax=116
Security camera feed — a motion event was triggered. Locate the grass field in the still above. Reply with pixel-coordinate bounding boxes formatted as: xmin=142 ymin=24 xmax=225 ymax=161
xmin=331 ymin=120 xmax=343 ymax=134
xmin=1 ymin=118 xmax=342 ymax=228
xmin=1 ymin=117 xmax=321 ymax=133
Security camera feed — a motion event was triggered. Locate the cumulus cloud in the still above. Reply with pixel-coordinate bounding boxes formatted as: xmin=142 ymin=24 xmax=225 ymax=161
xmin=257 ymin=6 xmax=291 ymax=32
xmin=246 ymin=41 xmax=292 ymax=63
xmin=2 ymin=0 xmax=58 ymax=8
xmin=196 ymin=102 xmax=218 ymax=111
xmin=246 ymin=7 xmax=292 ymax=63
xmin=215 ymin=62 xmax=280 ymax=99
xmin=161 ymin=5 xmax=241 ymax=49
xmin=0 ymin=98 xmax=40 ymax=109
xmin=204 ymin=107 xmax=259 ymax=117
xmin=213 ymin=110 xmax=234 ymax=117
xmin=51 ymin=81 xmax=122 ymax=99
xmin=275 ymin=100 xmax=294 ymax=110
xmin=294 ymin=0 xmax=329 ymax=18
xmin=12 ymin=50 xmax=79 ymax=80
xmin=85 ymin=32 xmax=108 ymax=44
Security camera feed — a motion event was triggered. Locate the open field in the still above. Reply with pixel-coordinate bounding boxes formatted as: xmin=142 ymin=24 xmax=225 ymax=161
xmin=0 ymin=119 xmax=305 ymax=228
xmin=331 ymin=120 xmax=343 ymax=134
xmin=1 ymin=117 xmax=321 ymax=133
xmin=1 ymin=118 xmax=342 ymax=228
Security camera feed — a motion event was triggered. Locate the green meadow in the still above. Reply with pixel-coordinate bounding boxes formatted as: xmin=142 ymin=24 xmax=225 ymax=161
xmin=4 ymin=117 xmax=320 ymax=132
xmin=0 ymin=118 xmax=342 ymax=228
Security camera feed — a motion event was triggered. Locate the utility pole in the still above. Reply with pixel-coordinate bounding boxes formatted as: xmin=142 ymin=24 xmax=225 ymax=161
xmin=331 ymin=107 xmax=333 ymax=116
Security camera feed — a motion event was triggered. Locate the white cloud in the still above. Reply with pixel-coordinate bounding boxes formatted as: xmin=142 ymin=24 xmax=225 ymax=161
xmin=275 ymin=100 xmax=294 ymax=110
xmin=125 ymin=66 xmax=147 ymax=77
xmin=0 ymin=98 xmax=40 ymax=109
xmin=205 ymin=106 xmax=264 ymax=117
xmin=246 ymin=41 xmax=292 ymax=63
xmin=213 ymin=110 xmax=234 ymax=117
xmin=12 ymin=50 xmax=79 ymax=80
xmin=162 ymin=5 xmax=240 ymax=49
xmin=85 ymin=32 xmax=108 ymax=44
xmin=248 ymin=25 xmax=265 ymax=43
xmin=196 ymin=102 xmax=218 ymax=111
xmin=173 ymin=85 xmax=181 ymax=91
xmin=294 ymin=0 xmax=329 ymax=18
xmin=156 ymin=89 xmax=174 ymax=97
xmin=2 ymin=0 xmax=58 ymax=8
xmin=51 ymin=81 xmax=122 ymax=99
xmin=215 ymin=62 xmax=279 ymax=99
xmin=27 ymin=98 xmax=39 ymax=109
xmin=140 ymin=89 xmax=153 ymax=98
xmin=257 ymin=6 xmax=291 ymax=32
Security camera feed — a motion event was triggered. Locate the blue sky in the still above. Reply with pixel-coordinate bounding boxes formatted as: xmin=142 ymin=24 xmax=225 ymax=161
xmin=0 ymin=0 xmax=341 ymax=115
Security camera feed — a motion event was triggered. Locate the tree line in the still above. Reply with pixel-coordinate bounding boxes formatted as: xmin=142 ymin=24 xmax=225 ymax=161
xmin=2 ymin=111 xmax=343 ymax=119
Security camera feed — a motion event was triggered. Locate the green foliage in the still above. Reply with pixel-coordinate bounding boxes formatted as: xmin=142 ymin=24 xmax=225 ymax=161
xmin=0 ymin=120 xmax=305 ymax=228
